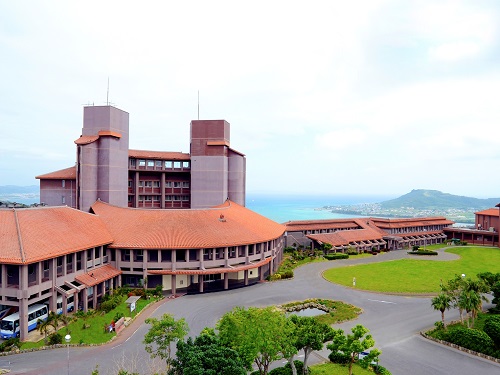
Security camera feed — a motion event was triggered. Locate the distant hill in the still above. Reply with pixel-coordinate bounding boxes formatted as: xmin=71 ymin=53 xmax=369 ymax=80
xmin=380 ymin=189 xmax=500 ymax=210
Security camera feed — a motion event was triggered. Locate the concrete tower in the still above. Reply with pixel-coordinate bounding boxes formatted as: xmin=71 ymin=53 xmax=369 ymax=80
xmin=190 ymin=120 xmax=245 ymax=209
xmin=76 ymin=106 xmax=129 ymax=212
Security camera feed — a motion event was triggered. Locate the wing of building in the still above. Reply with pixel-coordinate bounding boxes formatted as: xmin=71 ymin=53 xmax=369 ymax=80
xmin=0 ymin=201 xmax=285 ymax=340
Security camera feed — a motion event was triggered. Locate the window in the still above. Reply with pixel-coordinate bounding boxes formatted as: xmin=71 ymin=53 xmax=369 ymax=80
xmin=155 ymin=160 xmax=162 ymax=167
xmin=62 ymin=180 xmax=65 ymax=188
xmin=182 ymin=195 xmax=189 ymax=201
xmin=145 ymin=196 xmax=152 ymax=201
xmin=139 ymin=195 xmax=145 ymax=201
xmin=173 ymin=182 xmax=181 ymax=188
xmin=128 ymin=196 xmax=132 ymax=202
xmin=138 ymin=160 xmax=146 ymax=167
xmin=165 ymin=181 xmax=172 ymax=188
xmin=128 ymin=180 xmax=132 ymax=187
xmin=183 ymin=161 xmax=190 ymax=168
xmin=145 ymin=181 xmax=152 ymax=187
xmin=166 ymin=195 xmax=173 ymax=201
xmin=62 ymin=196 xmax=65 ymax=204
xmin=165 ymin=161 xmax=172 ymax=168
xmin=182 ymin=182 xmax=190 ymax=188
xmin=139 ymin=181 xmax=144 ymax=187
xmin=153 ymin=196 xmax=160 ymax=201
xmin=147 ymin=160 xmax=154 ymax=167
xmin=130 ymin=159 xmax=136 ymax=167
xmin=135 ymin=250 xmax=143 ymax=261
xmin=153 ymin=181 xmax=160 ymax=188
xmin=174 ymin=161 xmax=181 ymax=168
xmin=173 ymin=195 xmax=181 ymax=201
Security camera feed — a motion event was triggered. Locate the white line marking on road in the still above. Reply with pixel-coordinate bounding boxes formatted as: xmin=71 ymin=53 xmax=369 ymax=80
xmin=367 ymin=299 xmax=397 ymax=304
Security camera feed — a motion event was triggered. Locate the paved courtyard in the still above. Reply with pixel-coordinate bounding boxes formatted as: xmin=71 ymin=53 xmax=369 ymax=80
xmin=6 ymin=250 xmax=500 ymax=375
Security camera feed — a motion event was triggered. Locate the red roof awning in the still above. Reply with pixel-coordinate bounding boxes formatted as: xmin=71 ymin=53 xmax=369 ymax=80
xmin=75 ymin=264 xmax=122 ymax=287
xmin=148 ymin=257 xmax=273 ymax=276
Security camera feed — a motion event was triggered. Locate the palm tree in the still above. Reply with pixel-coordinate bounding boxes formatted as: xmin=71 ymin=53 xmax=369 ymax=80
xmin=458 ymin=290 xmax=481 ymax=328
xmin=37 ymin=318 xmax=52 ymax=341
xmin=431 ymin=293 xmax=452 ymax=329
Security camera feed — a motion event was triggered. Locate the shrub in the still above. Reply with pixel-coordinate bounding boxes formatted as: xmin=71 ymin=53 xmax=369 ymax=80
xmin=114 ymin=312 xmax=125 ymax=322
xmin=270 ymin=273 xmax=282 ymax=281
xmin=281 ymin=270 xmax=294 ymax=279
xmin=48 ymin=332 xmax=63 ymax=345
xmin=484 ymin=316 xmax=500 ymax=346
xmin=284 ymin=246 xmax=296 ymax=253
xmin=443 ymin=327 xmax=495 ymax=355
xmin=329 ymin=351 xmax=351 ymax=364
xmin=324 ymin=254 xmax=349 ymax=260
xmin=0 ymin=338 xmax=21 ymax=352
xmin=412 ymin=245 xmax=420 ymax=251
xmin=407 ymin=250 xmax=438 ymax=256
xmin=374 ymin=365 xmax=392 ymax=374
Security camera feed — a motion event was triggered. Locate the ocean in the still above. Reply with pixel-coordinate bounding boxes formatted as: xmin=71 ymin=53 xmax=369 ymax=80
xmin=6 ymin=192 xmax=394 ymax=224
xmin=245 ymin=193 xmax=394 ymax=223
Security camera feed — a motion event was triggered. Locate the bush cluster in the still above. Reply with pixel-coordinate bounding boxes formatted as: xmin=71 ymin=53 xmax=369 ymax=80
xmin=374 ymin=365 xmax=392 ymax=375
xmin=100 ymin=294 xmax=124 ymax=313
xmin=407 ymin=250 xmax=438 ymax=256
xmin=484 ymin=316 xmax=500 ymax=347
xmin=324 ymin=254 xmax=349 ymax=260
xmin=442 ymin=327 xmax=495 ymax=355
xmin=0 ymin=338 xmax=21 ymax=352
xmin=48 ymin=332 xmax=63 ymax=345
xmin=251 ymin=360 xmax=307 ymax=375
xmin=329 ymin=351 xmax=351 ymax=364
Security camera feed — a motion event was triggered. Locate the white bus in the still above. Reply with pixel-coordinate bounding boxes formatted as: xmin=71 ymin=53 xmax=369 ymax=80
xmin=56 ymin=296 xmax=74 ymax=314
xmin=0 ymin=304 xmax=48 ymax=339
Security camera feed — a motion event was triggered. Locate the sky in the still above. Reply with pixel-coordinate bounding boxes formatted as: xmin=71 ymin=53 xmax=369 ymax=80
xmin=1 ymin=0 xmax=500 ymax=198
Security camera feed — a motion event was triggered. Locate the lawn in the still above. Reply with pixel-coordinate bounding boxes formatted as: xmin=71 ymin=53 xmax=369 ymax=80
xmin=323 ymin=247 xmax=500 ymax=294
xmin=310 ymin=362 xmax=376 ymax=375
xmin=22 ymin=295 xmax=152 ymax=349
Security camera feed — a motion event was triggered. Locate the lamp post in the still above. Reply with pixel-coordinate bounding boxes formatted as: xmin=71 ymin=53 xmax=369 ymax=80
xmin=65 ymin=334 xmax=71 ymax=375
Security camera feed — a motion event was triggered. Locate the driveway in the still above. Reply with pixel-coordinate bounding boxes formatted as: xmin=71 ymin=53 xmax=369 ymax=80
xmin=6 ymin=250 xmax=500 ymax=375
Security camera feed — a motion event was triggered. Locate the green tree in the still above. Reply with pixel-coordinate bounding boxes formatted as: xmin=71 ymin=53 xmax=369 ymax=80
xmin=458 ymin=290 xmax=481 ymax=328
xmin=217 ymin=306 xmax=295 ymax=375
xmin=431 ymin=293 xmax=452 ymax=330
xmin=326 ymin=324 xmax=381 ymax=375
xmin=169 ymin=332 xmax=247 ymax=375
xmin=143 ymin=313 xmax=188 ymax=371
xmin=289 ymin=315 xmax=334 ymax=375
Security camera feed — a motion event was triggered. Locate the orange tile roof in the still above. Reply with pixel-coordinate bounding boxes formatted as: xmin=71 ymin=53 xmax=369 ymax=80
xmin=35 ymin=166 xmax=77 ymax=180
xmin=91 ymin=200 xmax=285 ymax=249
xmin=75 ymin=264 xmax=122 ymax=287
xmin=97 ymin=130 xmax=121 ymax=138
xmin=148 ymin=257 xmax=272 ymax=275
xmin=369 ymin=217 xmax=454 ymax=228
xmin=0 ymin=206 xmax=114 ymax=264
xmin=284 ymin=218 xmax=362 ymax=231
xmin=74 ymin=135 xmax=100 ymax=145
xmin=128 ymin=149 xmax=190 ymax=160
xmin=475 ymin=208 xmax=499 ymax=216
xmin=307 ymin=227 xmax=384 ymax=247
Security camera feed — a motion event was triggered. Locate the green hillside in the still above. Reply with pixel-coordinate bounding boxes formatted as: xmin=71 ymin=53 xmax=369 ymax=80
xmin=380 ymin=189 xmax=500 ymax=210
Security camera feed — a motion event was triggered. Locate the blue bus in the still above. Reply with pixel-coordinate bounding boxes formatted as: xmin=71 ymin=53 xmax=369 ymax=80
xmin=0 ymin=304 xmax=48 ymax=339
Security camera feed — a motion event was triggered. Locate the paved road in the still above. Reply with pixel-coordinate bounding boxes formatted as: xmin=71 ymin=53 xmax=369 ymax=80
xmin=6 ymin=250 xmax=500 ymax=375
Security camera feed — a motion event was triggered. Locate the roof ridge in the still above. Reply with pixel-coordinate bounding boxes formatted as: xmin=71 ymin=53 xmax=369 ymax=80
xmin=13 ymin=210 xmax=26 ymax=263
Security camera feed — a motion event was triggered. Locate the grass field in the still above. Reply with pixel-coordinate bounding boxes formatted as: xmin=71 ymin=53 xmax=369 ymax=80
xmin=22 ymin=295 xmax=152 ymax=349
xmin=323 ymin=247 xmax=500 ymax=294
xmin=310 ymin=362 xmax=375 ymax=374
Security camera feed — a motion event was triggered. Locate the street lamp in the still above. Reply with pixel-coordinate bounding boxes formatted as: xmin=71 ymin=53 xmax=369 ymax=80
xmin=65 ymin=334 xmax=71 ymax=375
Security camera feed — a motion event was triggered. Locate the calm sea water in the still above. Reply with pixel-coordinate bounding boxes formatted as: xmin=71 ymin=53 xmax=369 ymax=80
xmin=246 ymin=193 xmax=394 ymax=223
xmin=8 ymin=192 xmax=394 ymax=224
